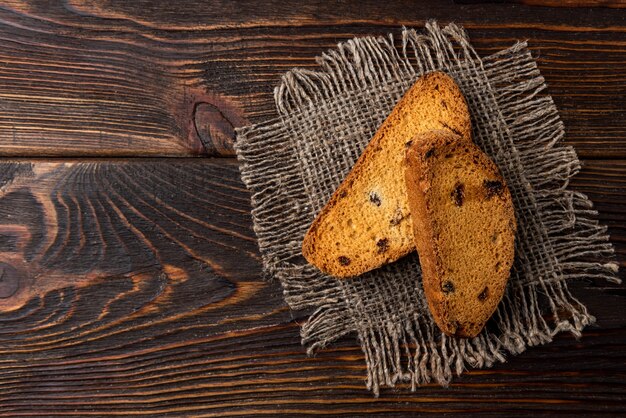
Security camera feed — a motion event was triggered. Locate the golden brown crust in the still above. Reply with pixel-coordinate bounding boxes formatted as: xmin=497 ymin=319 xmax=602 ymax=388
xmin=302 ymin=72 xmax=471 ymax=278
xmin=405 ymin=130 xmax=516 ymax=338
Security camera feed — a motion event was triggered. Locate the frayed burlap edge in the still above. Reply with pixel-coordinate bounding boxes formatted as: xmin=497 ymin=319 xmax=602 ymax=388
xmin=235 ymin=22 xmax=620 ymax=395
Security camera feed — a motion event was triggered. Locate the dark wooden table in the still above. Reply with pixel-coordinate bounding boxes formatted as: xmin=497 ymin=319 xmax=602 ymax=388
xmin=0 ymin=1 xmax=625 ymax=416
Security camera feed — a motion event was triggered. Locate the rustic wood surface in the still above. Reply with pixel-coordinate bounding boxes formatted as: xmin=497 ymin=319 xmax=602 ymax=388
xmin=0 ymin=1 xmax=624 ymax=416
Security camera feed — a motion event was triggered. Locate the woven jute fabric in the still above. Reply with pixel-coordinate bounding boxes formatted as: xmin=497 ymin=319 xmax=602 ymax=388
xmin=235 ymin=22 xmax=620 ymax=394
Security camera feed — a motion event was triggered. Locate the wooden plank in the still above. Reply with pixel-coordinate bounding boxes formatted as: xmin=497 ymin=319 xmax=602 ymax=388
xmin=0 ymin=158 xmax=622 ymax=415
xmin=0 ymin=1 xmax=625 ymax=157
xmin=515 ymin=0 xmax=626 ymax=7
xmin=457 ymin=0 xmax=626 ymax=8
xmin=0 ymin=312 xmax=623 ymax=417
xmin=0 ymin=159 xmax=262 ymax=310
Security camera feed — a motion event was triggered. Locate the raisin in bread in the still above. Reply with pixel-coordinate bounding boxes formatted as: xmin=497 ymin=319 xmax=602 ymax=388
xmin=302 ymin=72 xmax=471 ymax=277
xmin=405 ymin=130 xmax=516 ymax=338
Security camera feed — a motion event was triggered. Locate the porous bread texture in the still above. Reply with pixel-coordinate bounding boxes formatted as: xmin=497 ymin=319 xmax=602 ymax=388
xmin=302 ymin=72 xmax=471 ymax=278
xmin=405 ymin=130 xmax=517 ymax=338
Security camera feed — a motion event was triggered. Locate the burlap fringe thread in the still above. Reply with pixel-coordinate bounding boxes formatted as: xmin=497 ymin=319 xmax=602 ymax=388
xmin=235 ymin=22 xmax=620 ymax=395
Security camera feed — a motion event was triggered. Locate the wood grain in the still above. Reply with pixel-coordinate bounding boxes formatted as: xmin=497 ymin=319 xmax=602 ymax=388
xmin=457 ymin=0 xmax=626 ymax=8
xmin=0 ymin=1 xmax=625 ymax=156
xmin=516 ymin=0 xmax=626 ymax=8
xmin=1 ymin=1 xmax=625 ymax=415
xmin=0 ymin=158 xmax=622 ymax=416
xmin=0 ymin=159 xmax=261 ymax=310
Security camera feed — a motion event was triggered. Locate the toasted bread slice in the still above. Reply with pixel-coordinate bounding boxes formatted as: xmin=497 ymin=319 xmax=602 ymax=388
xmin=302 ymin=71 xmax=471 ymax=277
xmin=405 ymin=130 xmax=516 ymax=338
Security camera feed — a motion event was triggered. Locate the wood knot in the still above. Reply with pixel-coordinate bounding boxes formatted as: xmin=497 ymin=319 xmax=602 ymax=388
xmin=193 ymin=102 xmax=236 ymax=156
xmin=0 ymin=262 xmax=21 ymax=299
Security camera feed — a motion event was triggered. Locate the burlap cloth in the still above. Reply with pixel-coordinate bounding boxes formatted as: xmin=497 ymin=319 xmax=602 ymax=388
xmin=234 ymin=22 xmax=620 ymax=394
